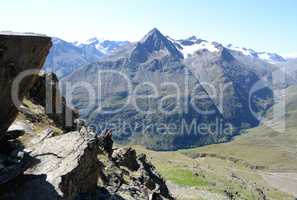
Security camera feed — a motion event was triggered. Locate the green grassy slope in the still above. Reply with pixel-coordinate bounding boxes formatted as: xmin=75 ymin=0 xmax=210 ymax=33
xmin=133 ymin=145 xmax=292 ymax=200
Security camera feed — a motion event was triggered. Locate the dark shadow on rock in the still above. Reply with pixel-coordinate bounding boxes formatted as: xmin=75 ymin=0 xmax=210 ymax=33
xmin=73 ymin=187 xmax=126 ymax=200
xmin=0 ymin=174 xmax=60 ymax=200
xmin=0 ymin=138 xmax=30 ymax=185
xmin=0 ymin=129 xmax=26 ymax=155
xmin=95 ymin=187 xmax=126 ymax=200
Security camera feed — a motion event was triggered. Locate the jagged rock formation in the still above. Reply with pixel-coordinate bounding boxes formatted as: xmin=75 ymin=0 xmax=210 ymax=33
xmin=1 ymin=128 xmax=174 ymax=200
xmin=111 ymin=147 xmax=140 ymax=171
xmin=0 ymin=33 xmax=52 ymax=139
xmin=97 ymin=132 xmax=174 ymax=200
xmin=27 ymin=72 xmax=78 ymax=131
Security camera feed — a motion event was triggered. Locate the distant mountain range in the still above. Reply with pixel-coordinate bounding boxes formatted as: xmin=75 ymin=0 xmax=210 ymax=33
xmin=51 ymin=28 xmax=296 ymax=150
xmin=73 ymin=37 xmax=129 ymax=54
xmin=43 ymin=31 xmax=295 ymax=79
xmin=43 ymin=37 xmax=129 ymax=78
xmin=41 ymin=28 xmax=297 ymax=150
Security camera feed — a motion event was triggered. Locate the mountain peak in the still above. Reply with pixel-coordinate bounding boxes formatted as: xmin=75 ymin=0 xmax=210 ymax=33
xmin=131 ymin=28 xmax=182 ymax=62
xmin=148 ymin=27 xmax=161 ymax=34
xmin=140 ymin=28 xmax=164 ymax=43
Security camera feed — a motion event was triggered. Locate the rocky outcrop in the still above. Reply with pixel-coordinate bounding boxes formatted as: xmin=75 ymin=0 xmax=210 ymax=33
xmin=97 ymin=133 xmax=174 ymax=200
xmin=111 ymin=147 xmax=140 ymax=171
xmin=27 ymin=72 xmax=78 ymax=131
xmin=0 ymin=33 xmax=52 ymax=139
xmin=0 ymin=131 xmax=102 ymax=200
xmin=137 ymin=154 xmax=173 ymax=199
xmin=1 ymin=128 xmax=174 ymax=200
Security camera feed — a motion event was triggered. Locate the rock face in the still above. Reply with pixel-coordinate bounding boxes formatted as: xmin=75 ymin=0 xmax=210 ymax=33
xmin=1 ymin=131 xmax=102 ymax=200
xmin=1 ymin=129 xmax=174 ymax=200
xmin=27 ymin=72 xmax=79 ymax=131
xmin=97 ymin=133 xmax=174 ymax=200
xmin=112 ymin=147 xmax=140 ymax=171
xmin=0 ymin=33 xmax=52 ymax=138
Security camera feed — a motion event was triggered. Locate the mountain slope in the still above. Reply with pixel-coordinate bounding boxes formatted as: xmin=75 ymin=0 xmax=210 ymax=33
xmin=43 ymin=37 xmax=129 ymax=78
xmin=64 ymin=28 xmax=233 ymax=150
xmin=169 ymin=36 xmax=274 ymax=127
xmin=73 ymin=37 xmax=129 ymax=54
xmin=187 ymin=48 xmax=273 ymax=127
xmin=179 ymin=85 xmax=297 ymax=197
xmin=63 ymin=29 xmax=287 ymax=150
xmin=43 ymin=37 xmax=101 ymax=78
xmin=226 ymin=44 xmax=286 ymax=64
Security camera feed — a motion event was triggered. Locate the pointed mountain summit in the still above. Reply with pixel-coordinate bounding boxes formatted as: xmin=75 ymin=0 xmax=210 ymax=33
xmin=130 ymin=28 xmax=183 ymax=62
xmin=140 ymin=28 xmax=164 ymax=42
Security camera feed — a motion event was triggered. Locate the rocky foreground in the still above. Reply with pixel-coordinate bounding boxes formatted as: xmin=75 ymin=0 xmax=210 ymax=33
xmin=1 ymin=128 xmax=173 ymax=200
xmin=0 ymin=34 xmax=174 ymax=199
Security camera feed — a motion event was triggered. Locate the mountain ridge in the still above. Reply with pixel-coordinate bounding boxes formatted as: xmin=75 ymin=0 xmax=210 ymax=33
xmin=62 ymin=28 xmax=277 ymax=150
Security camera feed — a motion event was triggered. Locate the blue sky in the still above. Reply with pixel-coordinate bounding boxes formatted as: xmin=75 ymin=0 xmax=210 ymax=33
xmin=1 ymin=0 xmax=297 ymax=55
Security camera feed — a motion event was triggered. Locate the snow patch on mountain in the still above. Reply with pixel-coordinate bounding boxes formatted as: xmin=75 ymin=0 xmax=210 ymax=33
xmin=73 ymin=37 xmax=129 ymax=54
xmin=180 ymin=41 xmax=220 ymax=57
xmin=227 ymin=44 xmax=257 ymax=57
xmin=257 ymin=52 xmax=286 ymax=63
xmin=168 ymin=36 xmax=220 ymax=58
xmin=227 ymin=44 xmax=286 ymax=63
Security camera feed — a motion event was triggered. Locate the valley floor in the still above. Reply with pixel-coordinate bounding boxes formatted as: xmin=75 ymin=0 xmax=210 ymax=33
xmin=132 ymin=121 xmax=297 ymax=200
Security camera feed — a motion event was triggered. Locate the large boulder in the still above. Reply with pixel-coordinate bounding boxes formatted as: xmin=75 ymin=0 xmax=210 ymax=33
xmin=0 ymin=33 xmax=52 ymax=138
xmin=0 ymin=131 xmax=102 ymax=200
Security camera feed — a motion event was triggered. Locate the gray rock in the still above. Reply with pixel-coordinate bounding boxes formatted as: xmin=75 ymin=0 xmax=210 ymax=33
xmin=137 ymin=154 xmax=173 ymax=200
xmin=8 ymin=120 xmax=33 ymax=134
xmin=112 ymin=147 xmax=140 ymax=171
xmin=27 ymin=72 xmax=79 ymax=131
xmin=0 ymin=34 xmax=52 ymax=138
xmin=97 ymin=129 xmax=114 ymax=156
xmin=1 ymin=131 xmax=101 ymax=200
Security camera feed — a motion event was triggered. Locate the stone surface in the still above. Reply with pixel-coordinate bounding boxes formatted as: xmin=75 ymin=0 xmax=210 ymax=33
xmin=97 ymin=132 xmax=174 ymax=200
xmin=0 ymin=34 xmax=52 ymax=138
xmin=1 ymin=131 xmax=101 ymax=200
xmin=112 ymin=147 xmax=140 ymax=171
xmin=97 ymin=129 xmax=114 ymax=156
xmin=137 ymin=154 xmax=173 ymax=200
xmin=8 ymin=120 xmax=33 ymax=134
xmin=27 ymin=72 xmax=79 ymax=131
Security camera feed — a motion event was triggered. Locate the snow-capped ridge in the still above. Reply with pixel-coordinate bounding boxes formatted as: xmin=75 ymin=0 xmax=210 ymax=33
xmin=227 ymin=44 xmax=286 ymax=63
xmin=227 ymin=44 xmax=257 ymax=57
xmin=72 ymin=37 xmax=129 ymax=54
xmin=169 ymin=36 xmax=220 ymax=58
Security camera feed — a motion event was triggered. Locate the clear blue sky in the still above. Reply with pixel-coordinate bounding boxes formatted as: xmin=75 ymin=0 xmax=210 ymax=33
xmin=1 ymin=0 xmax=296 ymax=55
